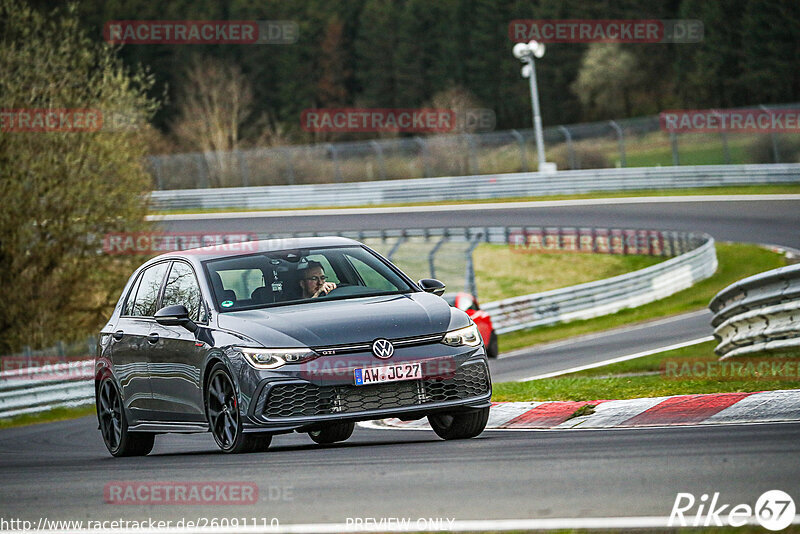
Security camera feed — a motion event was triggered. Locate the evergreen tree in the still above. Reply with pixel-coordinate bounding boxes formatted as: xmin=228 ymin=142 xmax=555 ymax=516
xmin=739 ymin=0 xmax=800 ymax=104
xmin=394 ymin=0 xmax=460 ymax=107
xmin=675 ymin=0 xmax=747 ymax=107
xmin=41 ymin=0 xmax=800 ymax=137
xmin=354 ymin=0 xmax=400 ymax=106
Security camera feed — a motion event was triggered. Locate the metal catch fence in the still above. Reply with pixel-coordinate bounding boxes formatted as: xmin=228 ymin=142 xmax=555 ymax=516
xmin=147 ymin=103 xmax=800 ymax=190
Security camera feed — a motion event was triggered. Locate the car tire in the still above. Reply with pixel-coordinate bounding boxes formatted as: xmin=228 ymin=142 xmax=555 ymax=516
xmin=428 ymin=407 xmax=490 ymax=440
xmin=248 ymin=433 xmax=273 ymax=452
xmin=487 ymin=331 xmax=499 ymax=359
xmin=206 ymin=363 xmax=268 ymax=454
xmin=308 ymin=421 xmax=355 ymax=444
xmin=97 ymin=376 xmax=155 ymax=457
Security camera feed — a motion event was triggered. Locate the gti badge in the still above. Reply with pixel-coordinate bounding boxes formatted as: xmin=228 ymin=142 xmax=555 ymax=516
xmin=371 ymin=338 xmax=394 ymax=359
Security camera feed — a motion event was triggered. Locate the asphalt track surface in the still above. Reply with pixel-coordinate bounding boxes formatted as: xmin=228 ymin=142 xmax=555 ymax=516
xmin=488 ymin=309 xmax=713 ymax=383
xmin=1 ymin=416 xmax=799 ymax=524
xmin=1 ymin=196 xmax=799 ymax=528
xmin=156 ymin=196 xmax=800 ymax=249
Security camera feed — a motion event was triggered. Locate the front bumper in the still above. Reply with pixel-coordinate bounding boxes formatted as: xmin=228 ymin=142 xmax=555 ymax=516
xmin=239 ymin=351 xmax=492 ymax=432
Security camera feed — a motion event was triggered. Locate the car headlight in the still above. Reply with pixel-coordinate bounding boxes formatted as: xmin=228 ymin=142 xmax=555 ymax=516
xmin=441 ymin=324 xmax=482 ymax=347
xmin=237 ymin=347 xmax=319 ymax=369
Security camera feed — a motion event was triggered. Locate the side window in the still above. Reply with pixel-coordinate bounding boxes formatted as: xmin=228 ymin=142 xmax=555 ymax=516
xmin=131 ymin=263 xmax=169 ymax=317
xmin=123 ymin=273 xmax=144 ymax=316
xmin=346 ymin=256 xmax=394 ymax=290
xmin=162 ymin=262 xmax=206 ymax=322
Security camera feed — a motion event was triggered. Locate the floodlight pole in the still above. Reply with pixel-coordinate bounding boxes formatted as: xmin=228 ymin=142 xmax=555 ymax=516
xmin=525 ymin=57 xmax=547 ymax=171
xmin=515 ymin=41 xmax=548 ymax=171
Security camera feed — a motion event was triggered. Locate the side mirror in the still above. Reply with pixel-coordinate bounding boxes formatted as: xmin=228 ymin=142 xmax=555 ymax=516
xmin=418 ymin=278 xmax=446 ymax=297
xmin=155 ymin=304 xmax=198 ymax=332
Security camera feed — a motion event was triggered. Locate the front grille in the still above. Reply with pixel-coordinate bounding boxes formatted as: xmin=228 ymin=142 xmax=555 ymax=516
xmin=262 ymin=362 xmax=490 ymax=419
xmin=310 ymin=333 xmax=444 ymax=355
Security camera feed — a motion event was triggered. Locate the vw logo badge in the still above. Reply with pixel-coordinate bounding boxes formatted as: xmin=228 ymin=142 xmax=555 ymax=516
xmin=371 ymin=338 xmax=394 ymax=359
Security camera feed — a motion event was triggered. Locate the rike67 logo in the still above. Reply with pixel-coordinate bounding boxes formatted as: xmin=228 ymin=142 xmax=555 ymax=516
xmin=669 ymin=490 xmax=796 ymax=530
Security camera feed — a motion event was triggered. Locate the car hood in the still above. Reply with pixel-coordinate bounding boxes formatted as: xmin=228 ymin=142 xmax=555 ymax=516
xmin=216 ymin=292 xmax=461 ymax=347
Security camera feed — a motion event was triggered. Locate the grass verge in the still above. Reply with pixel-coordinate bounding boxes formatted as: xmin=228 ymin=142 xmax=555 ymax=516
xmin=474 ymin=244 xmax=662 ymax=303
xmin=497 ymin=243 xmax=787 ymax=353
xmin=492 ymin=341 xmax=800 ymax=402
xmin=0 ymin=405 xmax=95 ymax=430
xmin=148 ymin=184 xmax=800 ymax=215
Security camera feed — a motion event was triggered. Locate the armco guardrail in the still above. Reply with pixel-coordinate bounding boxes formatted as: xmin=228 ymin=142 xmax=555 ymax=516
xmin=148 ymin=164 xmax=800 ymax=211
xmin=484 ymin=233 xmax=716 ymax=334
xmin=0 ymin=360 xmax=94 ymax=418
xmin=1 ymin=227 xmax=715 ymax=417
xmin=710 ymin=264 xmax=800 ymax=358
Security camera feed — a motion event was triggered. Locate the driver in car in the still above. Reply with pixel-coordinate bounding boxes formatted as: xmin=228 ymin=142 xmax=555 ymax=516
xmin=299 ymin=260 xmax=337 ymax=298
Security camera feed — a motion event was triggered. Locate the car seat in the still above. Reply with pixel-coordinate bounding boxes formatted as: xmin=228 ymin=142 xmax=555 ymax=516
xmin=250 ymin=285 xmax=274 ymax=305
xmin=275 ymin=268 xmax=303 ymax=301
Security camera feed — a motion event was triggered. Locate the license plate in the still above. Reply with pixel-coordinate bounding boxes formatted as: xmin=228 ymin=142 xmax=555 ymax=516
xmin=354 ymin=362 xmax=422 ymax=386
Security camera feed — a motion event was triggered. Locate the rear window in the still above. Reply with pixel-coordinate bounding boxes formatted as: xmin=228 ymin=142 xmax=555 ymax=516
xmin=217 ymin=268 xmax=265 ymax=301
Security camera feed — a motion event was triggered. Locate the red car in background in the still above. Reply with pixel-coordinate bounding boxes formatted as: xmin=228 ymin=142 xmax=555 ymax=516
xmin=443 ymin=292 xmax=498 ymax=358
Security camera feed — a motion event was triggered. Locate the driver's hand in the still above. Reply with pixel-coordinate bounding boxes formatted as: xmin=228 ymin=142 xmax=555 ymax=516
xmin=313 ymin=281 xmax=337 ymax=297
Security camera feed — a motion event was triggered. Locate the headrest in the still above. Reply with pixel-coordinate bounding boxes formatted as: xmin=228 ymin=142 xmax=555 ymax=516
xmin=250 ymin=286 xmax=273 ymax=305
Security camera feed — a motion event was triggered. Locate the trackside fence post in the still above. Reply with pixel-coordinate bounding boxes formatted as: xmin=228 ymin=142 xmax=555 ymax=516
xmin=670 ymin=133 xmax=680 ymax=166
xmin=428 ymin=234 xmax=449 ymax=280
xmin=464 ymin=232 xmax=483 ymax=298
xmin=609 ymin=121 xmax=626 ymax=168
xmin=559 ymin=126 xmax=577 ymax=169
xmin=511 ymin=129 xmax=527 ymax=172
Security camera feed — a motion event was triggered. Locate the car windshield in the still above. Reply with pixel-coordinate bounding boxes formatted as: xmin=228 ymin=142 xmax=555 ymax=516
xmin=204 ymin=245 xmax=414 ymax=311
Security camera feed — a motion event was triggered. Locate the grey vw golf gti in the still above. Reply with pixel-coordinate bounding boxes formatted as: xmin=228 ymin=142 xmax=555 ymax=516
xmin=96 ymin=237 xmax=492 ymax=456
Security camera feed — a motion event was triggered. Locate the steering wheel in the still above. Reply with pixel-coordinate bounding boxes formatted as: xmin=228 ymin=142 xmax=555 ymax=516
xmin=320 ymin=284 xmax=349 ymax=297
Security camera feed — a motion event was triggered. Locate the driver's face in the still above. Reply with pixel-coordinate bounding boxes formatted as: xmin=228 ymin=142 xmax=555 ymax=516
xmin=300 ymin=267 xmax=325 ymax=296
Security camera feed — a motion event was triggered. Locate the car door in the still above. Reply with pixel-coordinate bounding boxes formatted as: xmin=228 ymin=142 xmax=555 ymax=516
xmin=148 ymin=260 xmax=208 ymax=421
xmin=111 ymin=261 xmax=170 ymax=419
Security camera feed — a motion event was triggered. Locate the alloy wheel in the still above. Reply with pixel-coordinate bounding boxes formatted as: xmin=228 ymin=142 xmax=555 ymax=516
xmin=207 ymin=370 xmax=240 ymax=450
xmin=98 ymin=379 xmax=123 ymax=452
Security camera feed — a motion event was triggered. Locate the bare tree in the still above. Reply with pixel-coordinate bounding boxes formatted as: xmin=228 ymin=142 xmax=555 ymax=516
xmin=172 ymin=57 xmax=254 ymax=187
xmin=426 ymin=86 xmax=484 ymax=175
